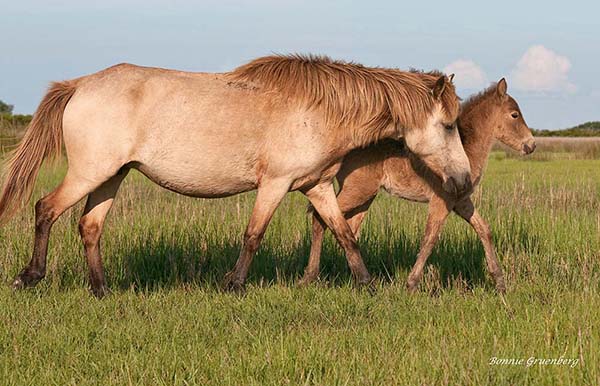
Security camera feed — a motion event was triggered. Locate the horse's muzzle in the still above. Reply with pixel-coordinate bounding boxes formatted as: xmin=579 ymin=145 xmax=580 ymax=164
xmin=442 ymin=172 xmax=472 ymax=198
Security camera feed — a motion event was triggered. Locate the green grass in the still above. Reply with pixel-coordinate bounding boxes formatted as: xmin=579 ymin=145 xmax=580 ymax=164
xmin=1 ymin=155 xmax=600 ymax=385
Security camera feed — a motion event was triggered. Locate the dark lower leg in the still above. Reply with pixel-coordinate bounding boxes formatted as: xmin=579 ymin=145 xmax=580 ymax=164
xmin=12 ymin=199 xmax=56 ymax=288
xmin=79 ymin=221 xmax=108 ymax=297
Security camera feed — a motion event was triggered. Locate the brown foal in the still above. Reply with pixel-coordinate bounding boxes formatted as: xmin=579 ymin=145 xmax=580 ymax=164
xmin=301 ymin=79 xmax=536 ymax=293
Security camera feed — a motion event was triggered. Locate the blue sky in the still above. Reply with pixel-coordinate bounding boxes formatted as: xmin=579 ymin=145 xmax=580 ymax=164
xmin=1 ymin=0 xmax=598 ymax=129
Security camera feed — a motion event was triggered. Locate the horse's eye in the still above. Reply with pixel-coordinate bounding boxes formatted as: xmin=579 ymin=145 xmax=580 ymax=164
xmin=511 ymin=112 xmax=519 ymax=119
xmin=445 ymin=124 xmax=454 ymax=131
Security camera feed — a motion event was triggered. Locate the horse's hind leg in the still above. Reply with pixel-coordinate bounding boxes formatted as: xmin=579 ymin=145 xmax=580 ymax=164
xmin=11 ymin=172 xmax=104 ymax=290
xmin=454 ymin=198 xmax=506 ymax=293
xmin=78 ymin=170 xmax=128 ymax=297
xmin=222 ymin=178 xmax=291 ymax=293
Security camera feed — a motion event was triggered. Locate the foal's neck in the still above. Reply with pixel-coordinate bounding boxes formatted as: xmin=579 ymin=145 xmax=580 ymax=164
xmin=458 ymin=100 xmax=498 ymax=184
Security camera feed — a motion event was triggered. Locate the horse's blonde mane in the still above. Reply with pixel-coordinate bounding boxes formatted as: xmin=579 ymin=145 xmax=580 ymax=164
xmin=229 ymin=54 xmax=459 ymax=146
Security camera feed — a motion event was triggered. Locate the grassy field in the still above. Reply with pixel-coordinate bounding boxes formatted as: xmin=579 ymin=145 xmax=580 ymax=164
xmin=1 ymin=139 xmax=600 ymax=384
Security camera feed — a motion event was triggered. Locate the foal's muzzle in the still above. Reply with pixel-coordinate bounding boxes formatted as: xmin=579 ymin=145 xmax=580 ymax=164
xmin=522 ymin=140 xmax=536 ymax=155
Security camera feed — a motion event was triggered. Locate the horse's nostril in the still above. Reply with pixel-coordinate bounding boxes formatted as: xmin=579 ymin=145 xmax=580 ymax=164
xmin=523 ymin=142 xmax=536 ymax=154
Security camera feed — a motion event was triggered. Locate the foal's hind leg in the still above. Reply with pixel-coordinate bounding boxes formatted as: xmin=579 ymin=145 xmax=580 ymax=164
xmin=222 ymin=178 xmax=291 ymax=293
xmin=454 ymin=198 xmax=506 ymax=293
xmin=303 ymin=182 xmax=372 ymax=286
xmin=406 ymin=195 xmax=451 ymax=292
xmin=78 ymin=171 xmax=128 ymax=298
xmin=12 ymin=173 xmax=103 ymax=290
xmin=298 ymin=212 xmax=327 ymax=285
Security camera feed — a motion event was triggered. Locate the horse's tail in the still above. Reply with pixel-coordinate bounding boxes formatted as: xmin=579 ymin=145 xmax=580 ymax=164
xmin=0 ymin=80 xmax=78 ymax=224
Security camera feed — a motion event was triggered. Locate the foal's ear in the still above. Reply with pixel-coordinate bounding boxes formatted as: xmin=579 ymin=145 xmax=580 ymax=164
xmin=432 ymin=76 xmax=447 ymax=100
xmin=497 ymin=78 xmax=508 ymax=98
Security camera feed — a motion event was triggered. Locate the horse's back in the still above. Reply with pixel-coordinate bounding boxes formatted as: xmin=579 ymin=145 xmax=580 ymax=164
xmin=60 ymin=64 xmax=327 ymax=198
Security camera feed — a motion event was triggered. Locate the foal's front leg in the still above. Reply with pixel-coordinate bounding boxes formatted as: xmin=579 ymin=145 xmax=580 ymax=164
xmin=222 ymin=179 xmax=291 ymax=293
xmin=406 ymin=196 xmax=451 ymax=292
xmin=303 ymin=183 xmax=372 ymax=286
xmin=454 ymin=198 xmax=506 ymax=293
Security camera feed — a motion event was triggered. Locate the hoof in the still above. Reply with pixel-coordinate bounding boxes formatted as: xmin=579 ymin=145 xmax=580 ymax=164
xmin=356 ymin=276 xmax=376 ymax=295
xmin=11 ymin=271 xmax=44 ymax=290
xmin=495 ymin=282 xmax=507 ymax=295
xmin=11 ymin=277 xmax=25 ymax=291
xmin=492 ymin=273 xmax=506 ymax=294
xmin=406 ymin=278 xmax=420 ymax=293
xmin=222 ymin=272 xmax=246 ymax=294
xmin=223 ymin=281 xmax=246 ymax=294
xmin=297 ymin=272 xmax=319 ymax=287
xmin=91 ymin=285 xmax=111 ymax=299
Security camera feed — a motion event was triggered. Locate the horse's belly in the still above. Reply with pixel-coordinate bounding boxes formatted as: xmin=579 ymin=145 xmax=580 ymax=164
xmin=135 ymin=158 xmax=257 ymax=198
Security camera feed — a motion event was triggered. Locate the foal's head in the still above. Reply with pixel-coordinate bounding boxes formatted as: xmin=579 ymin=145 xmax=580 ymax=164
xmin=490 ymin=78 xmax=536 ymax=155
xmin=404 ymin=73 xmax=472 ymax=196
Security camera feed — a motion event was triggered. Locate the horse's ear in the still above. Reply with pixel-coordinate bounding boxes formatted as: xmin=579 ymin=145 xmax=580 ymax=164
xmin=497 ymin=78 xmax=508 ymax=98
xmin=448 ymin=73 xmax=455 ymax=83
xmin=432 ymin=76 xmax=446 ymax=100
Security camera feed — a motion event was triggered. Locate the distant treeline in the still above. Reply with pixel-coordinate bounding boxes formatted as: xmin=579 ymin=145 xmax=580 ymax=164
xmin=532 ymin=121 xmax=600 ymax=137
xmin=0 ymin=113 xmax=33 ymax=127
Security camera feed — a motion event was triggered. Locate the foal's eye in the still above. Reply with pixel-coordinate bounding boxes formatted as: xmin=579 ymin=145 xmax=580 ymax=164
xmin=511 ymin=112 xmax=519 ymax=119
xmin=445 ymin=124 xmax=454 ymax=131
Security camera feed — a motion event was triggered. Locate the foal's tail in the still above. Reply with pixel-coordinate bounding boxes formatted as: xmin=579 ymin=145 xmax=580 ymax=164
xmin=0 ymin=80 xmax=78 ymax=224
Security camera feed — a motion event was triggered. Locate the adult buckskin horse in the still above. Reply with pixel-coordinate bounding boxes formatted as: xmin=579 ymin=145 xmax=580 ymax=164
xmin=0 ymin=55 xmax=471 ymax=296
xmin=300 ymin=79 xmax=535 ymax=293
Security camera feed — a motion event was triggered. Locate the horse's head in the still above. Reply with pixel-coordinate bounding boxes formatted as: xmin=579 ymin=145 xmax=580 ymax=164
xmin=404 ymin=74 xmax=472 ymax=197
xmin=491 ymin=78 xmax=536 ymax=155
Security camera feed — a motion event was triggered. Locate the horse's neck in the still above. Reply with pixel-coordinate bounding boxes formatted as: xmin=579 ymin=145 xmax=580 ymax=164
xmin=337 ymin=123 xmax=398 ymax=155
xmin=460 ymin=110 xmax=496 ymax=184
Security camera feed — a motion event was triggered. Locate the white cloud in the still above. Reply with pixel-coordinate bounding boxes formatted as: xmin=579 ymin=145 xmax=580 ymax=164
xmin=443 ymin=59 xmax=488 ymax=90
xmin=511 ymin=45 xmax=576 ymax=93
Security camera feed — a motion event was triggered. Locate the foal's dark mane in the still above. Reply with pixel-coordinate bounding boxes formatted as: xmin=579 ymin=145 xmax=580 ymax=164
xmin=456 ymin=84 xmax=502 ymax=145
xmin=460 ymin=84 xmax=498 ymax=117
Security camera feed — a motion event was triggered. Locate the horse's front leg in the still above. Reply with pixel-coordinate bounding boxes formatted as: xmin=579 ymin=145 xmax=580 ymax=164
xmin=406 ymin=195 xmax=451 ymax=292
xmin=222 ymin=178 xmax=291 ymax=293
xmin=300 ymin=184 xmax=376 ymax=286
xmin=303 ymin=182 xmax=372 ymax=287
xmin=454 ymin=198 xmax=506 ymax=293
